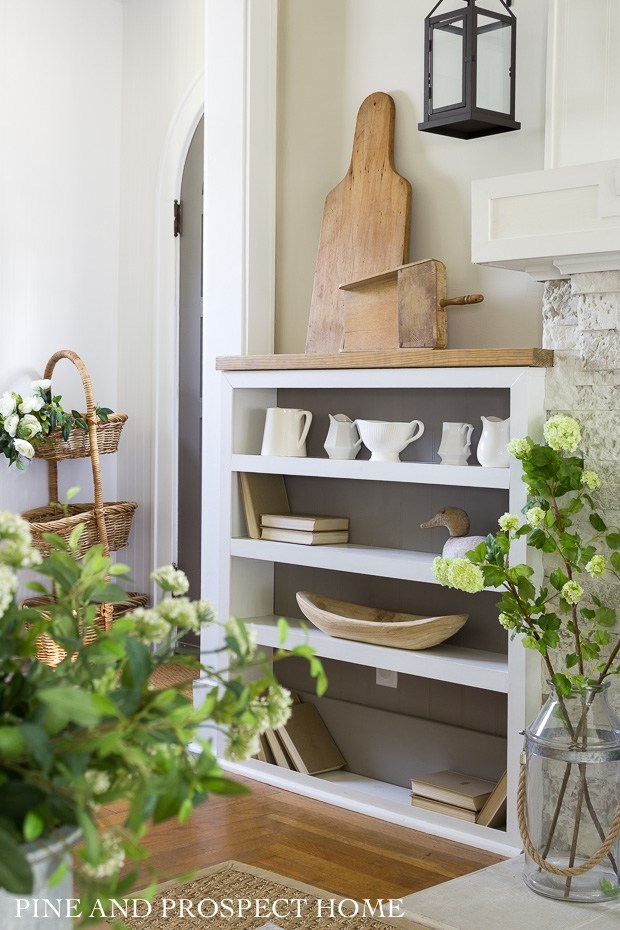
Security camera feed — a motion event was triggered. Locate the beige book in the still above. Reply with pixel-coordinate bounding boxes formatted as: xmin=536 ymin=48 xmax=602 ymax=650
xmin=258 ymin=733 xmax=276 ymax=766
xmin=276 ymin=703 xmax=346 ymax=775
xmin=239 ymin=473 xmax=290 ymax=539
xmin=263 ymin=728 xmax=295 ymax=769
xmin=476 ymin=771 xmax=508 ymax=828
xmin=410 ymin=795 xmax=477 ymax=823
xmin=260 ymin=527 xmax=349 ymax=545
xmin=410 ymin=770 xmax=495 ymax=812
xmin=261 ymin=513 xmax=349 ymax=532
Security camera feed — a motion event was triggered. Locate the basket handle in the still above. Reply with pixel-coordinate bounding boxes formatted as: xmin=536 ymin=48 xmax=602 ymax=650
xmin=43 ymin=349 xmax=109 ymax=555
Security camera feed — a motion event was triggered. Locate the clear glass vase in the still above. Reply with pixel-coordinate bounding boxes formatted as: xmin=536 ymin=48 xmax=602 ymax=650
xmin=523 ymin=681 xmax=620 ymax=902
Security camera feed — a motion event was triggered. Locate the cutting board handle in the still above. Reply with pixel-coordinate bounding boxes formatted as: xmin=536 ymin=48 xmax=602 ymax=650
xmin=349 ymin=92 xmax=397 ymax=174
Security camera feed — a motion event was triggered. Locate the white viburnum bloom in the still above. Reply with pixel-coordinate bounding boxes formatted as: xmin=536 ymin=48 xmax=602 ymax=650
xmin=150 ymin=564 xmax=189 ymax=596
xmin=526 ymin=507 xmax=545 ymax=527
xmin=84 ymin=769 xmax=112 ymax=796
xmin=498 ymin=512 xmax=520 ymax=532
xmin=0 ymin=511 xmax=40 ymax=569
xmin=225 ymin=615 xmax=257 ymax=661
xmin=81 ymin=833 xmax=126 ymax=880
xmin=585 ymin=555 xmax=606 ymax=578
xmin=17 ymin=414 xmax=42 ymax=441
xmin=581 ymin=470 xmax=601 ymax=491
xmin=31 ymin=379 xmax=51 ymax=393
xmin=225 ymin=725 xmax=261 ymax=763
xmin=498 ymin=612 xmax=518 ymax=631
xmin=195 ymin=600 xmax=216 ymax=626
xmin=0 ymin=564 xmax=18 ymax=618
xmin=128 ymin=607 xmax=172 ymax=644
xmin=3 ymin=413 xmax=19 ymax=438
xmin=265 ymin=684 xmax=293 ymax=729
xmin=432 ymin=556 xmax=453 ymax=587
xmin=447 ymin=559 xmax=485 ymax=594
xmin=13 ymin=438 xmax=35 ymax=460
xmin=156 ymin=596 xmax=199 ymax=630
xmin=507 ymin=436 xmax=533 ymax=460
xmin=543 ymin=414 xmax=581 ymax=453
xmin=561 ymin=580 xmax=584 ymax=605
xmin=0 ymin=393 xmax=16 ymax=418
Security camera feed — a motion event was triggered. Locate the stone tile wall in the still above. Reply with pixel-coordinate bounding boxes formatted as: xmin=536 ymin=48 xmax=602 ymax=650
xmin=542 ymin=273 xmax=620 ymax=713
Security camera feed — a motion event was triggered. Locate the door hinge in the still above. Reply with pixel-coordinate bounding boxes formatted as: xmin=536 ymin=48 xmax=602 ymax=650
xmin=174 ymin=200 xmax=182 ymax=237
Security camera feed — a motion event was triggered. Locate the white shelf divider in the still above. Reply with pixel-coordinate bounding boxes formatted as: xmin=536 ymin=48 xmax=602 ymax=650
xmin=231 ymin=454 xmax=510 ymax=489
xmin=250 ymin=615 xmax=509 ymax=692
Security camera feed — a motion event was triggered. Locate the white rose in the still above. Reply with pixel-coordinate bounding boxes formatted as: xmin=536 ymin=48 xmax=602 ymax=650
xmin=0 ymin=393 xmax=16 ymax=418
xmin=17 ymin=414 xmax=42 ymax=441
xmin=4 ymin=414 xmax=19 ymax=438
xmin=31 ymin=379 xmax=51 ymax=393
xmin=14 ymin=438 xmax=35 ymax=460
xmin=18 ymin=396 xmax=37 ymax=414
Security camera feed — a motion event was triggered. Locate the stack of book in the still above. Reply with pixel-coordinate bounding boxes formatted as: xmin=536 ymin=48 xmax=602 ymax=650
xmin=410 ymin=769 xmax=507 ymax=828
xmin=260 ymin=513 xmax=349 ymax=546
xmin=254 ymin=695 xmax=347 ymax=775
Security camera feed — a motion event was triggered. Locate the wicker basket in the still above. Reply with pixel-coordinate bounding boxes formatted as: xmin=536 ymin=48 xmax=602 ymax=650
xmin=111 ymin=592 xmax=148 ymax=620
xmin=34 ymin=414 xmax=128 ymax=461
xmin=23 ymin=501 xmax=137 ymax=557
xmin=20 ymin=596 xmax=115 ymax=667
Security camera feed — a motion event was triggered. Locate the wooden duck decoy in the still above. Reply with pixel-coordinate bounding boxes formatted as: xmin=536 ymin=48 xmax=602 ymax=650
xmin=420 ymin=507 xmax=486 ymax=559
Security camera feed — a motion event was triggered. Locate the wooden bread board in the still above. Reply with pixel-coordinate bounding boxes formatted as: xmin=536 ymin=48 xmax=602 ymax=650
xmin=305 ymin=92 xmax=411 ymax=354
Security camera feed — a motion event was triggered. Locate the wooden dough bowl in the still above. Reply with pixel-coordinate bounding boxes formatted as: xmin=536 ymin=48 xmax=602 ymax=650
xmin=296 ymin=592 xmax=467 ymax=651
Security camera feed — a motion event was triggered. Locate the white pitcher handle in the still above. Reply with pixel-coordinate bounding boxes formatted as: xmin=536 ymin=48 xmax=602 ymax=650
xmin=353 ymin=437 xmax=363 ymax=450
xmin=405 ymin=420 xmax=424 ymax=445
xmin=463 ymin=423 xmax=474 ymax=445
xmin=297 ymin=410 xmax=313 ymax=448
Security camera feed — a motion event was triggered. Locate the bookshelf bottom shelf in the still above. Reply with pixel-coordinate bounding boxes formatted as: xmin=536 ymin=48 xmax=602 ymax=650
xmin=220 ymin=758 xmax=517 ymax=857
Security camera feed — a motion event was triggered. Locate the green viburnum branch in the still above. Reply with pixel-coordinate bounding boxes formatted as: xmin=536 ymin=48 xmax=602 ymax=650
xmin=0 ymin=510 xmax=325 ymax=925
xmin=432 ymin=415 xmax=620 ymax=698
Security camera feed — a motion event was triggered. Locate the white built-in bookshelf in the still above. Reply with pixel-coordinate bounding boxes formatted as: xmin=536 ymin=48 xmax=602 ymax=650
xmin=205 ymin=358 xmax=548 ymax=856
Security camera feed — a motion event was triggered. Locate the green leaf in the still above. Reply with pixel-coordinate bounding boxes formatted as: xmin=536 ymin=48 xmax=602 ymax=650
xmin=599 ymin=877 xmax=619 ymax=897
xmin=551 ymin=673 xmax=572 ymax=698
xmin=594 ymin=606 xmax=617 ymax=628
xmin=47 ymin=859 xmax=69 ymax=889
xmin=565 ymin=653 xmax=579 ymax=669
xmin=277 ymin=617 xmax=289 ymax=645
xmin=550 ymin=569 xmax=569 ymax=591
xmin=68 ymin=523 xmax=85 ymax=550
xmin=589 ymin=513 xmax=607 ymax=532
xmin=605 ymin=532 xmax=620 ymax=550
xmin=121 ymin=637 xmax=153 ymax=691
xmin=0 ymin=827 xmax=33 ymax=893
xmin=66 ymin=486 xmax=80 ymax=502
xmin=38 ymin=687 xmax=105 ymax=726
xmin=18 ymin=723 xmax=53 ymax=773
xmin=23 ymin=811 xmax=44 ymax=843
xmin=611 ymin=551 xmax=620 ymax=572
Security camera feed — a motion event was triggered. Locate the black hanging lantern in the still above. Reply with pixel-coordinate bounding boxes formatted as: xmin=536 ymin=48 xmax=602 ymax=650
xmin=418 ymin=0 xmax=520 ymax=139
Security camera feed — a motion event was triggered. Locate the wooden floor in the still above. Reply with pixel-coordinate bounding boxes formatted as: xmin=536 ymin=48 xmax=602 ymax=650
xmin=103 ymin=774 xmax=502 ymax=900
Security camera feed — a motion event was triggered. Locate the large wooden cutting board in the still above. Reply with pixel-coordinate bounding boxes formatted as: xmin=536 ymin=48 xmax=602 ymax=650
xmin=305 ymin=92 xmax=412 ymax=354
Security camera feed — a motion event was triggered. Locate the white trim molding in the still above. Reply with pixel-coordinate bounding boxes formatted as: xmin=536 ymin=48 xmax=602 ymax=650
xmin=472 ymin=160 xmax=620 ymax=280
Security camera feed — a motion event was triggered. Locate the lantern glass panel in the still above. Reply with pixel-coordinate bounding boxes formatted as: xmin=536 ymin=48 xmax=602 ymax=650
xmin=476 ymin=14 xmax=512 ymax=114
xmin=431 ymin=17 xmax=464 ymax=111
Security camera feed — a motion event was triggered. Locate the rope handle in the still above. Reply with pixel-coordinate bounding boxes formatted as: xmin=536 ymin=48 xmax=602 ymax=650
xmin=42 ymin=349 xmax=109 ymax=555
xmin=517 ymin=759 xmax=620 ymax=876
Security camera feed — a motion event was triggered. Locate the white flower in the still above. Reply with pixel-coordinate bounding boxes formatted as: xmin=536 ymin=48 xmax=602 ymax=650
xmin=0 ymin=393 xmax=16 ymax=418
xmin=526 ymin=507 xmax=545 ymax=527
xmin=561 ymin=580 xmax=584 ymax=605
xmin=581 ymin=470 xmax=601 ymax=491
xmin=127 ymin=607 xmax=172 ymax=644
xmin=0 ymin=511 xmax=40 ymax=569
xmin=507 ymin=436 xmax=533 ymax=460
xmin=499 ymin=612 xmax=518 ymax=631
xmin=585 ymin=555 xmax=606 ymax=578
xmin=225 ymin=725 xmax=261 ymax=762
xmin=31 ymin=379 xmax=51 ymax=393
xmin=81 ymin=832 xmax=126 ymax=880
xmin=543 ymin=415 xmax=581 ymax=453
xmin=432 ymin=556 xmax=452 ymax=587
xmin=0 ymin=564 xmax=17 ymax=618
xmin=13 ymin=438 xmax=35 ymax=460
xmin=264 ymin=684 xmax=293 ymax=729
xmin=3 ymin=413 xmax=19 ymax=437
xmin=17 ymin=414 xmax=42 ymax=441
xmin=84 ymin=769 xmax=111 ymax=795
xmin=156 ymin=596 xmax=199 ymax=630
xmin=225 ymin=616 xmax=257 ymax=661
xmin=498 ymin=513 xmax=520 ymax=532
xmin=18 ymin=396 xmax=41 ymax=415
xmin=150 ymin=564 xmax=189 ymax=596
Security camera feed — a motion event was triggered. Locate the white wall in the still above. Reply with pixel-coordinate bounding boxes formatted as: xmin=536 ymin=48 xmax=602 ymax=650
xmin=545 ymin=0 xmax=620 ymax=169
xmin=276 ymin=0 xmax=549 ymax=352
xmin=0 ymin=0 xmax=122 ymax=514
xmin=116 ymin=0 xmax=204 ymax=589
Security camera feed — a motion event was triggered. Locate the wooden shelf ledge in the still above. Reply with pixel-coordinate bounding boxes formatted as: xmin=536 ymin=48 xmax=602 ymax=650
xmin=216 ymin=348 xmax=553 ymax=371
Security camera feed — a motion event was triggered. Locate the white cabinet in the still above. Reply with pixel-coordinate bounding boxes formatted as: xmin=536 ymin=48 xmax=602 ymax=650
xmin=208 ymin=359 xmax=548 ymax=856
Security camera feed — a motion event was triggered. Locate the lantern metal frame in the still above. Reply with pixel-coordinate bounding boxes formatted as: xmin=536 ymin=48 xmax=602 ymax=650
xmin=418 ymin=0 xmax=520 ymax=139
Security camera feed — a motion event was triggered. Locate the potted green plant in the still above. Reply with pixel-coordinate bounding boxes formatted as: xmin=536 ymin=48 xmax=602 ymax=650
xmin=0 ymin=510 xmax=325 ymax=927
xmin=432 ymin=415 xmax=620 ymax=902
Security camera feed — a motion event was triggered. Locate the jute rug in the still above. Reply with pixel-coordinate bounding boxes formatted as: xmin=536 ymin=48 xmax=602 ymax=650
xmin=105 ymin=860 xmax=434 ymax=929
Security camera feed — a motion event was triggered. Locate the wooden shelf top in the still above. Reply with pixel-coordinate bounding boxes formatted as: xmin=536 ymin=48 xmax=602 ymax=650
xmin=216 ymin=348 xmax=553 ymax=371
